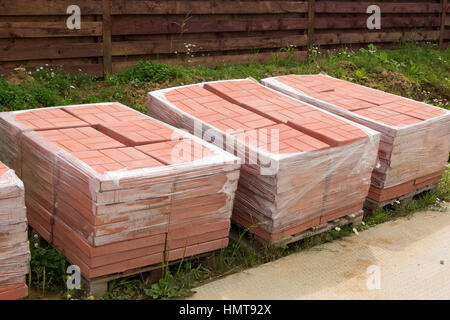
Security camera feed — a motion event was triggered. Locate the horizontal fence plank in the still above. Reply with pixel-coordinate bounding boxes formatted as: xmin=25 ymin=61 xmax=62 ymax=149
xmin=315 ymin=2 xmax=442 ymax=13
xmin=0 ymin=43 xmax=102 ymax=61
xmin=0 ymin=22 xmax=102 ymax=38
xmin=112 ymin=16 xmax=308 ymax=35
xmin=0 ymin=0 xmax=447 ymax=75
xmin=110 ymin=1 xmax=308 ymax=15
xmin=315 ymin=16 xmax=441 ymax=29
xmin=0 ymin=0 xmax=102 ymax=15
xmin=315 ymin=30 xmax=440 ymax=45
xmin=112 ymin=35 xmax=308 ymax=56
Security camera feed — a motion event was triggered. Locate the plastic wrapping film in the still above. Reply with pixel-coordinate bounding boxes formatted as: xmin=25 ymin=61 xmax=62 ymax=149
xmin=0 ymin=103 xmax=240 ymax=278
xmin=0 ymin=162 xmax=30 ymax=300
xmin=261 ymin=74 xmax=450 ymax=202
xmin=147 ymin=78 xmax=381 ymax=242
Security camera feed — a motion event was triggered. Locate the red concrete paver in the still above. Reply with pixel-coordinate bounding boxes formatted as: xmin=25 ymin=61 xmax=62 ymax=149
xmin=97 ymin=119 xmax=179 ymax=146
xmin=273 ymin=74 xmax=446 ymax=125
xmin=0 ymin=161 xmax=7 ymax=176
xmin=203 ymin=80 xmax=367 ymax=146
xmin=36 ymin=127 xmax=125 ymax=152
xmin=72 ymin=147 xmax=165 ymax=174
xmin=15 ymin=108 xmax=88 ymax=130
xmin=137 ymin=139 xmax=215 ymax=165
xmin=165 ymin=85 xmax=277 ymax=133
xmin=231 ymin=124 xmax=330 ymax=153
xmin=63 ymin=104 xmax=147 ymax=125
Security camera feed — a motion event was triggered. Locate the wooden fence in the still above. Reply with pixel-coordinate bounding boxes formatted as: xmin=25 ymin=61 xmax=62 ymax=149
xmin=0 ymin=0 xmax=449 ymax=76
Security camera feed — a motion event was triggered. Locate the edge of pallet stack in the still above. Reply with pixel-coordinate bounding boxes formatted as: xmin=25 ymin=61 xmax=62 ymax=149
xmin=0 ymin=102 xmax=242 ymax=280
xmin=0 ymin=163 xmax=30 ymax=300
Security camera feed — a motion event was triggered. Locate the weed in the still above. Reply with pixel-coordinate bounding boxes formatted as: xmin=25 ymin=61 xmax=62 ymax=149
xmin=353 ymin=68 xmax=369 ymax=82
xmin=110 ymin=61 xmax=177 ymax=84
xmin=102 ymin=276 xmax=147 ymax=300
xmin=28 ymin=234 xmax=68 ymax=296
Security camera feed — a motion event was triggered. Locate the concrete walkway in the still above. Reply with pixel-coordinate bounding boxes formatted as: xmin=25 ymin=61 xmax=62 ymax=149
xmin=189 ymin=209 xmax=450 ymax=300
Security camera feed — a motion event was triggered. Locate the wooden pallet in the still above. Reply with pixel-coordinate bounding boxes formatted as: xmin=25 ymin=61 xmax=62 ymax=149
xmin=80 ymin=251 xmax=215 ymax=297
xmin=80 ymin=262 xmax=165 ymax=297
xmin=29 ymin=226 xmax=216 ymax=297
xmin=364 ymin=182 xmax=438 ymax=213
xmin=230 ymin=210 xmax=364 ymax=248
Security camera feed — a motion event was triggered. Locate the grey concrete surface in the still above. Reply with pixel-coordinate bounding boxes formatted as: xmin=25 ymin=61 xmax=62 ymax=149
xmin=189 ymin=209 xmax=450 ymax=300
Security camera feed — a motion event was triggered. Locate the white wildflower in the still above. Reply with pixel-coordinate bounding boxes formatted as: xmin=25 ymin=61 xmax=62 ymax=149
xmin=352 ymin=228 xmax=359 ymax=235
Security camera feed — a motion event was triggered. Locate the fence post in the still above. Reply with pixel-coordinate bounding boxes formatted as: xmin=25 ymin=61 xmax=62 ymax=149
xmin=102 ymin=0 xmax=112 ymax=75
xmin=439 ymin=0 xmax=448 ymax=49
xmin=307 ymin=0 xmax=315 ymax=50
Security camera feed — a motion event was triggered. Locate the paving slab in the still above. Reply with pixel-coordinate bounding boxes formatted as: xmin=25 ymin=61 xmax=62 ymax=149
xmin=189 ymin=209 xmax=450 ymax=300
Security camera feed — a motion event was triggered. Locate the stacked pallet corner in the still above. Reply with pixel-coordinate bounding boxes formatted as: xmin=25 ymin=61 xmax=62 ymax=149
xmin=147 ymin=79 xmax=380 ymax=242
xmin=0 ymin=103 xmax=240 ymax=280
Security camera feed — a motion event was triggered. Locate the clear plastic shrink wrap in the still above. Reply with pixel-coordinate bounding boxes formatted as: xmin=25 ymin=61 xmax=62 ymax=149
xmin=0 ymin=103 xmax=240 ymax=278
xmin=0 ymin=162 xmax=30 ymax=300
xmin=147 ymin=79 xmax=380 ymax=242
xmin=262 ymin=74 xmax=450 ymax=202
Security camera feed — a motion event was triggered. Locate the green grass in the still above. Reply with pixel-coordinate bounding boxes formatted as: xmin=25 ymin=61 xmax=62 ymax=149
xmin=1 ymin=42 xmax=449 ymax=114
xmin=5 ymin=41 xmax=449 ymax=299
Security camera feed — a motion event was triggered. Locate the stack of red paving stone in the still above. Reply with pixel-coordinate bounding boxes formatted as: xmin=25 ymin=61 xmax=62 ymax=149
xmin=147 ymin=80 xmax=380 ymax=242
xmin=262 ymin=74 xmax=450 ymax=203
xmin=0 ymin=103 xmax=240 ymax=279
xmin=0 ymin=161 xmax=30 ymax=300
